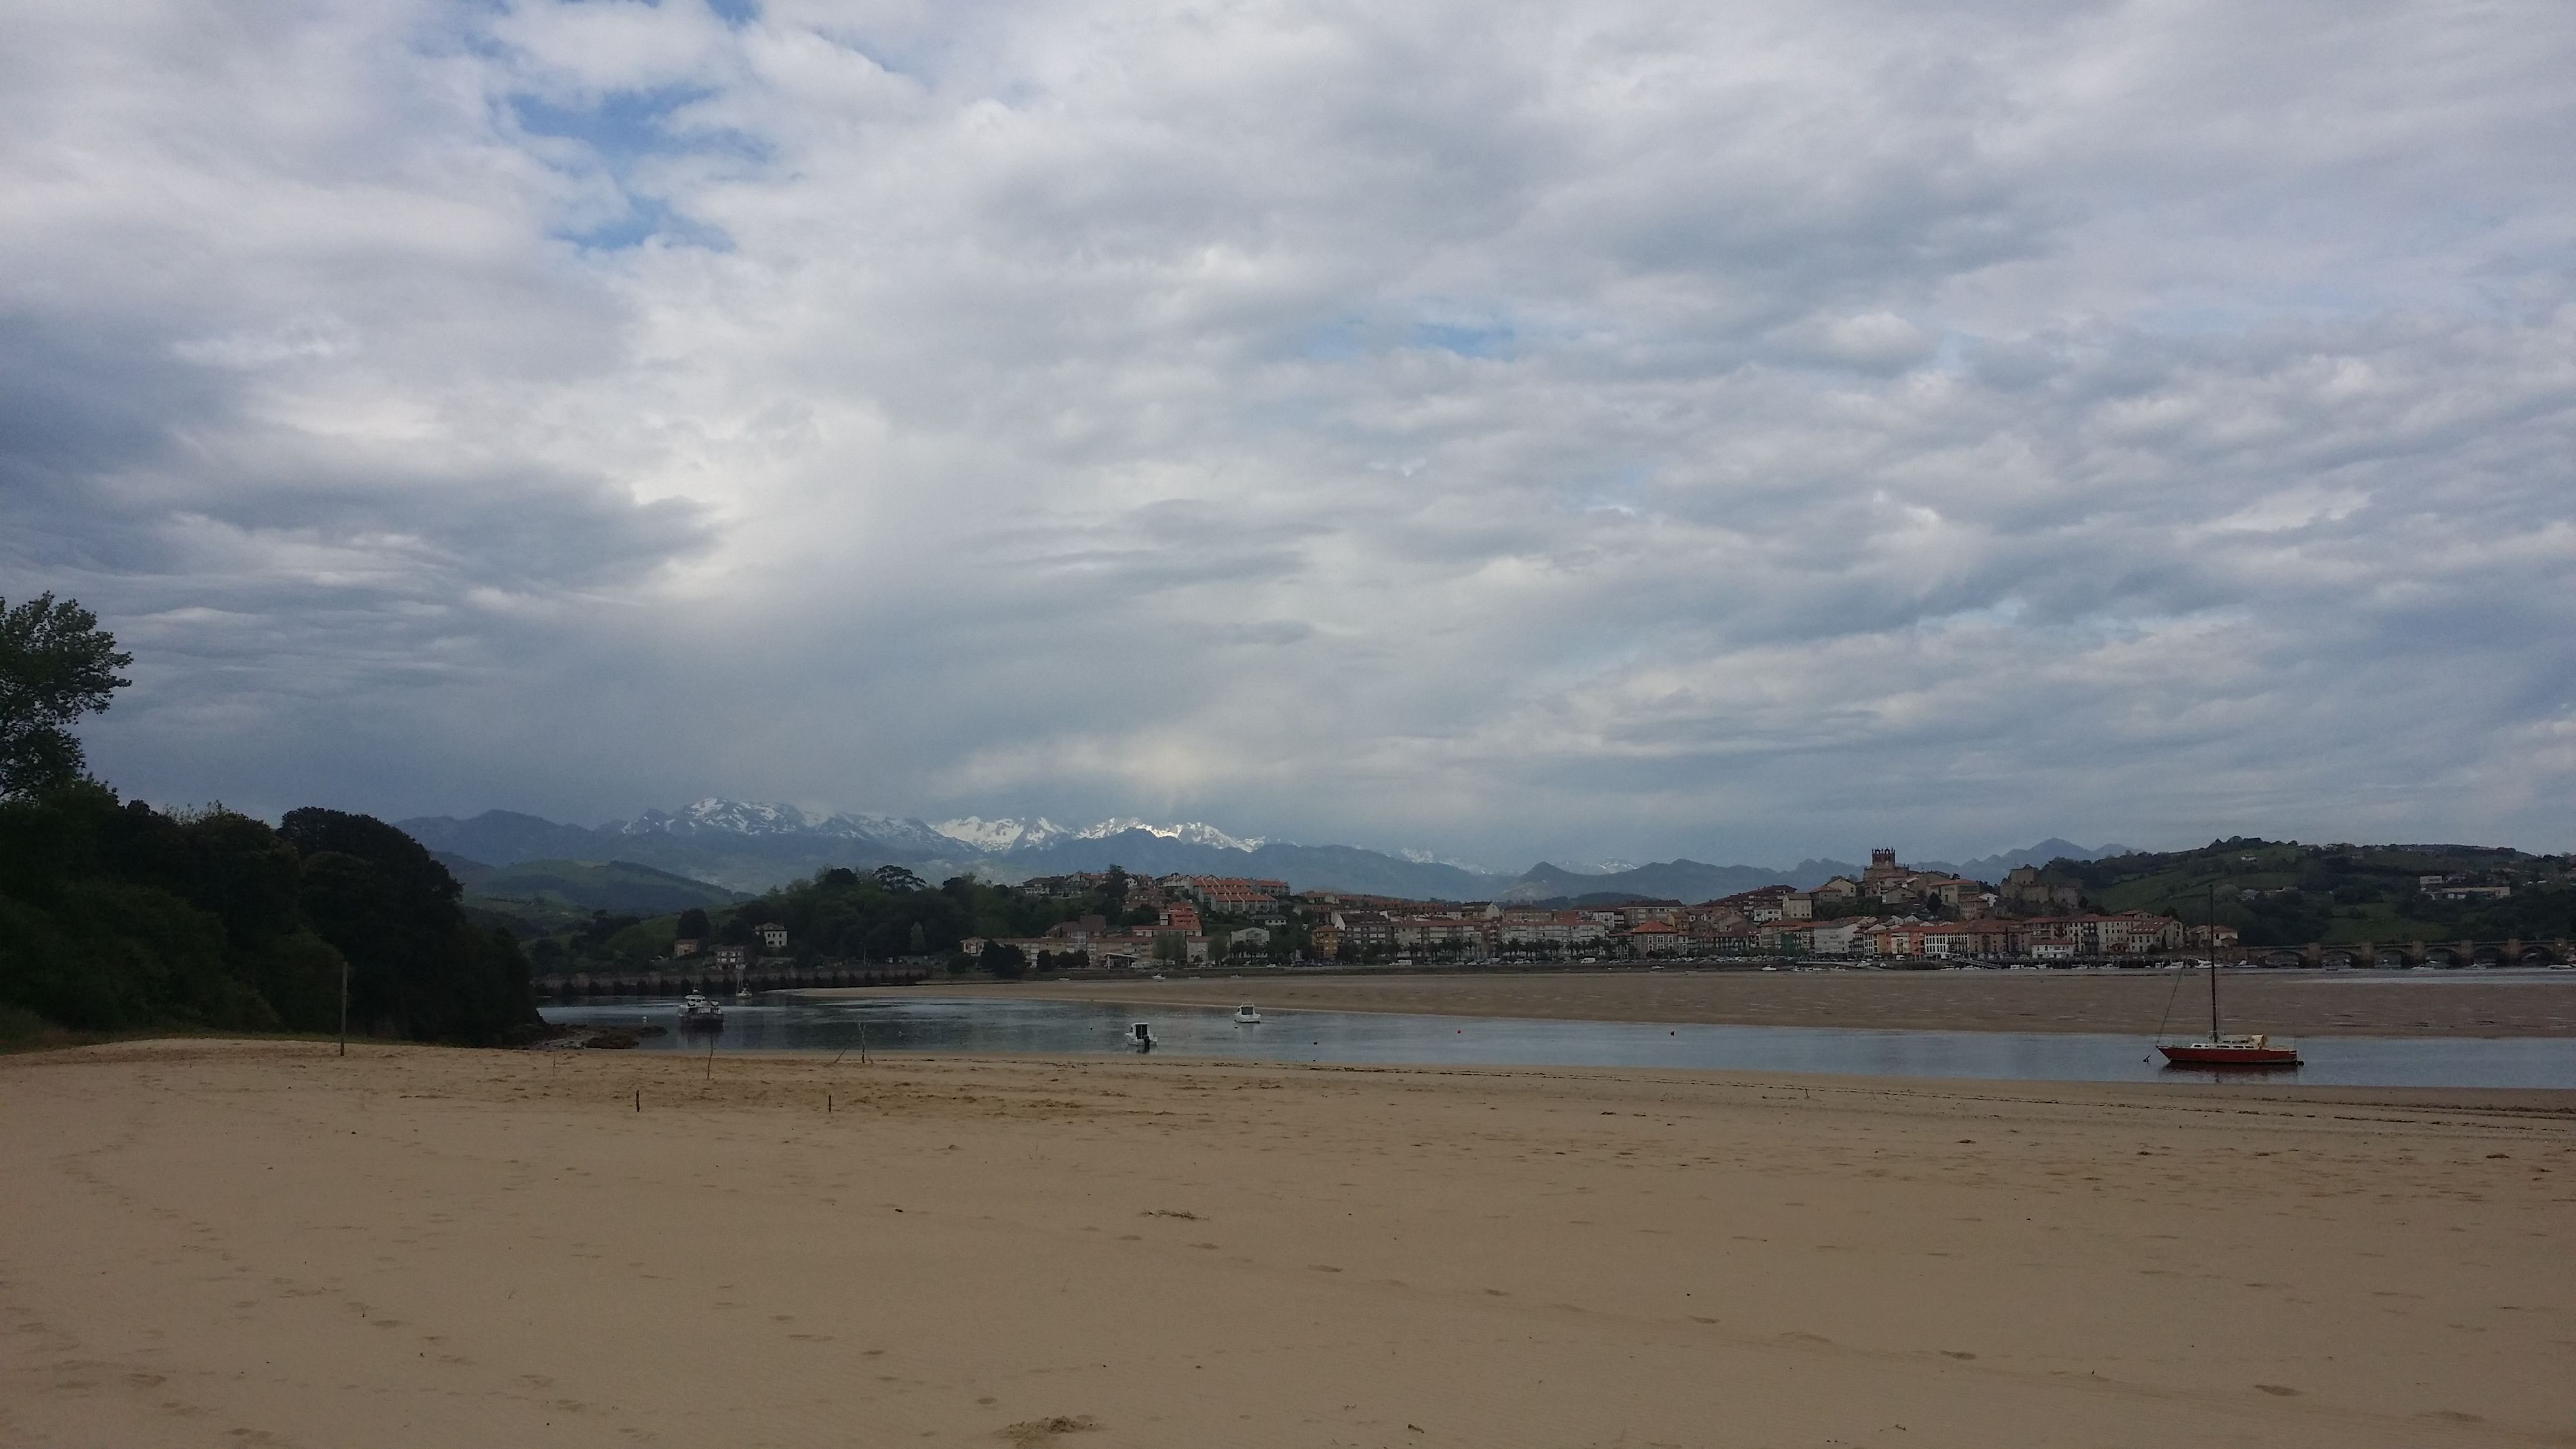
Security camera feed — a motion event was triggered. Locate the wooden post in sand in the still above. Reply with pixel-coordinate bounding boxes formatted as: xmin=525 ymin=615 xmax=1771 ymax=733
xmin=338 ymin=954 xmax=349 ymax=1057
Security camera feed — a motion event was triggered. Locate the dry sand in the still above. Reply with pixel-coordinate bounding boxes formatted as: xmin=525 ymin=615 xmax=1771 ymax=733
xmin=6 ymin=1042 xmax=2573 ymax=1447
xmin=893 ymin=968 xmax=2576 ymax=1037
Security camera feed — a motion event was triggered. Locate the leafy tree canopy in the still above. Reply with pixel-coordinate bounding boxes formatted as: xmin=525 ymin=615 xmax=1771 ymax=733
xmin=0 ymin=786 xmax=538 ymax=1045
xmin=0 ymin=593 xmax=133 ymax=798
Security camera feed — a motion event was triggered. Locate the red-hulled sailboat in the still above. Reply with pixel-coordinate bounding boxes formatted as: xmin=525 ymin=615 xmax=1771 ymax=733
xmin=2158 ymin=949 xmax=2299 ymax=1068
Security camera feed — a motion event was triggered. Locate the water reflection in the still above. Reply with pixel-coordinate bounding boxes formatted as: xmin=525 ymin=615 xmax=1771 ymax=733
xmin=539 ymin=995 xmax=2576 ymax=1089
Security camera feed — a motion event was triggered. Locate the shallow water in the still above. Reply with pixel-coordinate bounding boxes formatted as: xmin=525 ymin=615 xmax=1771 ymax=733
xmin=541 ymin=994 xmax=2576 ymax=1089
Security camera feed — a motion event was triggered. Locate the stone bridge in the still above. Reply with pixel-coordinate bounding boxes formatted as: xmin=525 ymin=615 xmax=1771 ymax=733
xmin=2222 ymin=939 xmax=2570 ymax=970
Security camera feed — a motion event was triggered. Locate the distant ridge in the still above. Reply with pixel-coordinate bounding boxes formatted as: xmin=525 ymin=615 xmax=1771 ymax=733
xmin=394 ymin=800 xmax=2144 ymax=901
xmin=436 ymin=854 xmax=749 ymax=915
xmin=396 ymin=801 xmax=1513 ymax=897
xmin=1916 ymin=839 xmax=2137 ymax=879
xmin=1498 ymin=857 xmax=1861 ymax=905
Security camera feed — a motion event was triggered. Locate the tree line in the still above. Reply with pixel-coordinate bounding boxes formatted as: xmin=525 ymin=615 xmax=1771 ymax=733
xmin=0 ymin=594 xmax=539 ymax=1045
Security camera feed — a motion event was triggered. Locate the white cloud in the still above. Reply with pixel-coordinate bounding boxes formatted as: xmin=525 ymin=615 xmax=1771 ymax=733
xmin=6 ymin=0 xmax=2575 ymax=864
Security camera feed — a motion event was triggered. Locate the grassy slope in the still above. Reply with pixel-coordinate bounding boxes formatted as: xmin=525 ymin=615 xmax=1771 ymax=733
xmin=2061 ymin=839 xmax=2574 ymax=946
xmin=459 ymin=859 xmax=746 ymax=928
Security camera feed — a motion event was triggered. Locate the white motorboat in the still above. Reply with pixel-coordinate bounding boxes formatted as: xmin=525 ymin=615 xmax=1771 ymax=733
xmin=678 ymin=991 xmax=724 ymax=1028
xmin=1129 ymin=1022 xmax=1157 ymax=1052
xmin=1234 ymin=1004 xmax=1262 ymax=1025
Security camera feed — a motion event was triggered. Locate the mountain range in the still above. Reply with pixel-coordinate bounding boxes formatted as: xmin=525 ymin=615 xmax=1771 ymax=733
xmin=393 ymin=799 xmax=2132 ymax=903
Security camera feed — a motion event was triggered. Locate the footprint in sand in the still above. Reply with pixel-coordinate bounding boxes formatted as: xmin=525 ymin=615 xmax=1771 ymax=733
xmin=2253 ymin=1383 xmax=2301 ymax=1397
xmin=1002 ymin=1415 xmax=1101 ymax=1446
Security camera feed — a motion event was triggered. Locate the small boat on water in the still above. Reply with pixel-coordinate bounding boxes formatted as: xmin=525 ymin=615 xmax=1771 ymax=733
xmin=678 ymin=991 xmax=724 ymax=1029
xmin=1234 ymin=1005 xmax=1262 ymax=1025
xmin=1129 ymin=1022 xmax=1157 ymax=1052
xmin=2159 ymin=956 xmax=2298 ymax=1068
xmin=2160 ymin=1033 xmax=2300 ymax=1067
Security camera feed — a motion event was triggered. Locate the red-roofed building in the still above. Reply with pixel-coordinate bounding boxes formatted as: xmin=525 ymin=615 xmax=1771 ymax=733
xmin=1624 ymin=919 xmax=1684 ymax=957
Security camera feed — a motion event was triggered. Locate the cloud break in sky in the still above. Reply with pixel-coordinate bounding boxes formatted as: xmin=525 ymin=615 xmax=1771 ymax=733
xmin=4 ymin=0 xmax=2575 ymax=867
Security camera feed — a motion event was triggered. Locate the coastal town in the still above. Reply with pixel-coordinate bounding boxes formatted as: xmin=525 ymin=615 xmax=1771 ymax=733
xmin=945 ymin=849 xmax=2232 ymax=972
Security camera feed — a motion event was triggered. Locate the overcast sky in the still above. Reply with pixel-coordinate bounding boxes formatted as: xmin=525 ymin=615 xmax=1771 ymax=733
xmin=6 ymin=0 xmax=2574 ymax=868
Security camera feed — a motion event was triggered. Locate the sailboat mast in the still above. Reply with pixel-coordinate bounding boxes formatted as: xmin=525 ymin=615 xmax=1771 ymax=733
xmin=2207 ymin=881 xmax=2220 ymax=1040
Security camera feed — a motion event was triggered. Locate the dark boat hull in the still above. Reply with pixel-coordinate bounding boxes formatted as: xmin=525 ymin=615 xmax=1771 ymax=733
xmin=2159 ymin=1043 xmax=2299 ymax=1068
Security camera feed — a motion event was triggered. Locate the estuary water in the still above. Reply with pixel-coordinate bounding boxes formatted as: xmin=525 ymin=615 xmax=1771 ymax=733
xmin=539 ymin=993 xmax=2576 ymax=1089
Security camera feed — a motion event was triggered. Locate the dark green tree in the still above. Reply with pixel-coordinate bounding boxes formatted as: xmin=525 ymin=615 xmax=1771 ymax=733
xmin=0 ymin=784 xmax=324 ymax=1035
xmin=675 ymin=907 xmax=712 ymax=940
xmin=0 ymin=594 xmax=134 ymax=797
xmin=874 ymin=864 xmax=926 ymax=893
xmin=280 ymin=807 xmax=537 ymax=1045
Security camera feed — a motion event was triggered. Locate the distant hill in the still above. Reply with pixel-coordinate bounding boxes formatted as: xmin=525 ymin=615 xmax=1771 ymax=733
xmin=399 ymin=810 xmax=961 ymax=892
xmin=412 ymin=811 xmax=610 ymax=864
xmin=1918 ymin=839 xmax=2137 ymax=881
xmin=394 ymin=801 xmax=2155 ymax=904
xmin=1006 ymin=832 xmax=1511 ymax=899
xmin=2039 ymin=836 xmax=2572 ymax=948
xmin=397 ymin=805 xmax=1515 ymax=897
xmin=442 ymin=856 xmax=750 ymax=917
xmin=1498 ymin=857 xmax=1861 ymax=904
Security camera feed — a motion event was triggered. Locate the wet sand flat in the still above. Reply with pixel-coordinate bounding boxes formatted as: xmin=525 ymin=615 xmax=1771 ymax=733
xmin=895 ymin=968 xmax=2576 ymax=1037
xmin=5 ymin=1041 xmax=2572 ymax=1447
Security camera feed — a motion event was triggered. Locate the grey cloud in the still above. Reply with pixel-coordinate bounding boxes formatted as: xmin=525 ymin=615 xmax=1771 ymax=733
xmin=8 ymin=0 xmax=2576 ymax=863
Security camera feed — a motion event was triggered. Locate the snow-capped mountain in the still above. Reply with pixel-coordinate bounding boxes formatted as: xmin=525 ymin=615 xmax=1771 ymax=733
xmin=932 ymin=816 xmax=1075 ymax=852
xmin=933 ymin=815 xmax=1267 ymax=853
xmin=600 ymin=800 xmax=1273 ymax=857
xmin=1076 ymin=817 xmax=1267 ymax=851
xmin=617 ymin=798 xmax=816 ymax=837
xmin=614 ymin=799 xmax=959 ymax=854
xmin=1399 ymin=846 xmax=1498 ymax=871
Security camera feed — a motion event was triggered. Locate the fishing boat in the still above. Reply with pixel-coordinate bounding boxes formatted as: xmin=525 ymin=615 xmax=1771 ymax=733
xmin=1234 ymin=1005 xmax=1262 ymax=1025
xmin=677 ymin=991 xmax=724 ymax=1029
xmin=2158 ymin=956 xmax=2298 ymax=1068
xmin=1129 ymin=1022 xmax=1157 ymax=1052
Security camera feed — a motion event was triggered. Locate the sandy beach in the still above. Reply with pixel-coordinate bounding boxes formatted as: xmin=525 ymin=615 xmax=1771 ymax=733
xmin=885 ymin=968 xmax=2576 ymax=1037
xmin=4 ymin=1040 xmax=2570 ymax=1448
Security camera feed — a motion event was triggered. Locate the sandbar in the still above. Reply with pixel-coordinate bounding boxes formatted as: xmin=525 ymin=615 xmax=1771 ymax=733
xmin=878 ymin=967 xmax=2576 ymax=1037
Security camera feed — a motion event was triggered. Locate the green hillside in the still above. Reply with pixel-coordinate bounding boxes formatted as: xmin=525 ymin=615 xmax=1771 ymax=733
xmin=2044 ymin=839 xmax=2576 ymax=947
xmin=437 ymin=855 xmax=746 ymax=928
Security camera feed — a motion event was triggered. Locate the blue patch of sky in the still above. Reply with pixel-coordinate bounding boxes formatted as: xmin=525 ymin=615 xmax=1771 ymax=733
xmin=1296 ymin=316 xmax=1368 ymax=363
xmin=1410 ymin=319 xmax=1516 ymax=359
xmin=1294 ymin=306 xmax=1521 ymax=363
xmin=560 ymin=195 xmax=731 ymax=253
xmin=509 ymin=84 xmax=766 ymax=251
xmin=1560 ymin=462 xmax=1654 ymax=517
xmin=703 ymin=0 xmax=759 ymax=27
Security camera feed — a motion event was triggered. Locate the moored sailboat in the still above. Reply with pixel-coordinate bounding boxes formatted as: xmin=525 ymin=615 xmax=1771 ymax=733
xmin=2158 ymin=944 xmax=2298 ymax=1068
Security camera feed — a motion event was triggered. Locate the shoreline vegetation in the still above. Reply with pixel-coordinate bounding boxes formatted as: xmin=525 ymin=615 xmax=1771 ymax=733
xmin=819 ymin=967 xmax=2576 ymax=1038
xmin=4 ymin=1039 xmax=2569 ymax=1447
xmin=0 ymin=783 xmax=542 ymax=1048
